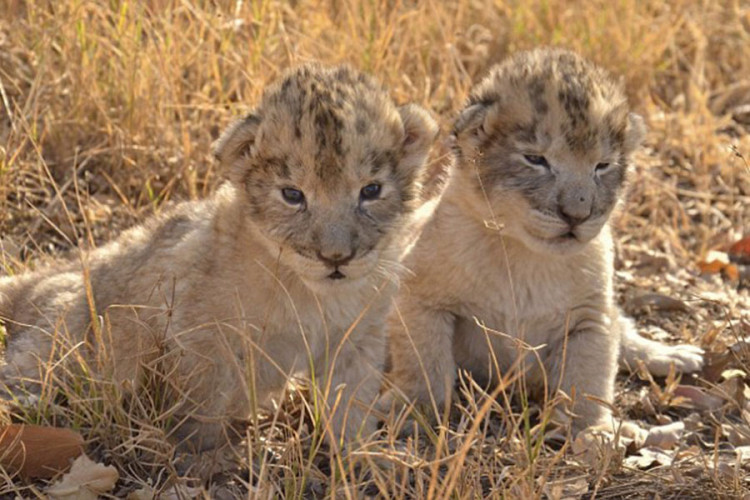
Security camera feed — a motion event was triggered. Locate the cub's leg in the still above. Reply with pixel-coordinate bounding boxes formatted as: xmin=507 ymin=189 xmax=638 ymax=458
xmin=547 ymin=311 xmax=619 ymax=432
xmin=380 ymin=297 xmax=456 ymax=414
xmin=166 ymin=330 xmax=259 ymax=454
xmin=617 ymin=315 xmax=704 ymax=376
xmin=316 ymin=324 xmax=386 ymax=446
xmin=0 ymin=331 xmax=49 ymax=398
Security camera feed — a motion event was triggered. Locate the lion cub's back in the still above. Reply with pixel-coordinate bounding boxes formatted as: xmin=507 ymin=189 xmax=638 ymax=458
xmin=0 ymin=197 xmax=217 ymax=358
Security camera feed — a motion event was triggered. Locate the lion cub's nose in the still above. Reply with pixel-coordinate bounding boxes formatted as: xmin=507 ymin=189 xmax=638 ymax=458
xmin=316 ymin=250 xmax=355 ymax=268
xmin=557 ymin=204 xmax=591 ymax=228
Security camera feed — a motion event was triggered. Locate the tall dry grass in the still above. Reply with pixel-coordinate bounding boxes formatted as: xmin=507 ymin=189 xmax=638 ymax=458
xmin=1 ymin=0 xmax=749 ymax=498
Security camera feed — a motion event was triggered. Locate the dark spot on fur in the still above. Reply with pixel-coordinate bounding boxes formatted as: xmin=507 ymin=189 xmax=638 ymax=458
xmin=528 ymin=77 xmax=548 ymax=115
xmin=605 ymin=112 xmax=628 ymax=150
xmin=511 ymin=122 xmax=537 ymax=145
xmin=239 ymin=63 xmax=416 ymax=264
xmin=366 ymin=150 xmax=396 ymax=175
xmin=453 ymin=49 xmax=637 ymax=230
xmin=468 ymin=95 xmax=500 ymax=108
xmin=314 ymin=111 xmax=330 ymax=148
xmin=356 ymin=117 xmax=368 ymax=135
xmin=564 ymin=127 xmax=598 ymax=151
xmin=311 ymin=102 xmax=347 ymax=179
xmin=281 ymin=76 xmax=293 ymax=94
xmin=262 ymin=157 xmax=291 ymax=179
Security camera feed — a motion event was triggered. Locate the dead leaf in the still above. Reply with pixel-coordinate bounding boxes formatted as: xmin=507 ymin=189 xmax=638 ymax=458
xmin=632 ymin=252 xmax=673 ymax=275
xmin=729 ymin=235 xmax=750 ymax=264
xmin=708 ymin=459 xmax=738 ymax=481
xmin=698 ymin=250 xmax=740 ymax=281
xmin=731 ymin=340 xmax=750 ymax=359
xmin=127 ymin=484 xmax=204 ymax=500
xmin=571 ymin=424 xmax=638 ymax=467
xmin=675 ymin=446 xmax=702 ymax=461
xmin=702 ymin=349 xmax=735 ymax=383
xmin=737 ymin=446 xmax=750 ymax=466
xmin=717 ymin=376 xmax=748 ymax=407
xmin=638 ymin=386 xmax=659 ymax=417
xmin=722 ymin=369 xmax=747 ymax=380
xmin=542 ymin=476 xmax=590 ymax=500
xmin=698 ymin=259 xmax=728 ymax=274
xmin=739 ymin=264 xmax=750 ymax=282
xmin=643 ymin=422 xmax=685 ymax=449
xmin=705 ymin=249 xmax=731 ymax=265
xmin=724 ymin=424 xmax=750 ymax=447
xmin=623 ymin=447 xmax=675 ymax=469
xmin=46 ymin=454 xmax=119 ymax=500
xmin=159 ymin=484 xmax=204 ymax=500
xmin=630 ymin=293 xmax=690 ymax=313
xmin=682 ymin=413 xmax=706 ymax=432
xmin=655 ymin=414 xmax=672 ymax=425
xmin=0 ymin=424 xmax=84 ymax=478
xmin=672 ymin=384 xmax=726 ymax=411
xmin=126 ymin=488 xmax=154 ymax=500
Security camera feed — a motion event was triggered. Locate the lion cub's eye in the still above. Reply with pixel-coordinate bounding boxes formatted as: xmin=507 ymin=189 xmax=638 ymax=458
xmin=360 ymin=183 xmax=382 ymax=201
xmin=523 ymin=154 xmax=550 ymax=169
xmin=281 ymin=187 xmax=305 ymax=205
xmin=595 ymin=162 xmax=611 ymax=173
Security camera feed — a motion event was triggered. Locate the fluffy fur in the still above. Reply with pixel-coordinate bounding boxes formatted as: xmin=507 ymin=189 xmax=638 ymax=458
xmin=0 ymin=63 xmax=439 ymax=452
xmin=383 ymin=49 xmax=703 ymax=432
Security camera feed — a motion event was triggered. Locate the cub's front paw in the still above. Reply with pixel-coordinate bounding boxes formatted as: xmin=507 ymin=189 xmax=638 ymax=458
xmin=375 ymin=388 xmax=411 ymax=415
xmin=641 ymin=343 xmax=704 ymax=377
xmin=572 ymin=419 xmax=647 ymax=466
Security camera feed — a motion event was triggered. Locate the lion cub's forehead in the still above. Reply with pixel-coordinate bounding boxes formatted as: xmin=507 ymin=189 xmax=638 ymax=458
xmin=254 ymin=64 xmax=404 ymax=186
xmin=471 ymin=49 xmax=630 ymax=154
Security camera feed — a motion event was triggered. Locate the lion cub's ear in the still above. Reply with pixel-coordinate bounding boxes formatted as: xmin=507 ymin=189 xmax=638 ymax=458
xmin=451 ymin=103 xmax=487 ymax=138
xmin=623 ymin=112 xmax=646 ymax=154
xmin=397 ymin=104 xmax=439 ymax=174
xmin=213 ymin=113 xmax=262 ymax=182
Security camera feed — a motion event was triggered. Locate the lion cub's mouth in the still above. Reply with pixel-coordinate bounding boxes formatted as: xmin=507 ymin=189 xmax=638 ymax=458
xmin=328 ymin=269 xmax=346 ymax=280
xmin=545 ymin=231 xmax=579 ymax=245
xmin=559 ymin=231 xmax=577 ymax=240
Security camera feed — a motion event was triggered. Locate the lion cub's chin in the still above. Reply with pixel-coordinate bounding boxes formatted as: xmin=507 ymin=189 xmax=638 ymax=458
xmin=515 ymin=223 xmax=605 ymax=256
xmin=509 ymin=230 xmax=582 ymax=256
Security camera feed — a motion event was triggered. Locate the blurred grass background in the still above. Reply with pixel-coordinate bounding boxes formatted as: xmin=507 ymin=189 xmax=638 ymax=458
xmin=1 ymin=0 xmax=747 ymax=262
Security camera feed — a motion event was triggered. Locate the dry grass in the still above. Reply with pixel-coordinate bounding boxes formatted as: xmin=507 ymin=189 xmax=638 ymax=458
xmin=0 ymin=0 xmax=749 ymax=498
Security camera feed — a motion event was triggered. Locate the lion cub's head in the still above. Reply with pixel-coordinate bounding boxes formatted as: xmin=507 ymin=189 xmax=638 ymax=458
xmin=452 ymin=48 xmax=645 ymax=254
xmin=214 ymin=64 xmax=437 ymax=286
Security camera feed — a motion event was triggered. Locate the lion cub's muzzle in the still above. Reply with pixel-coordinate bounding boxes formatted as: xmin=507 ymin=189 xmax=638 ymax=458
xmin=316 ymin=249 xmax=356 ymax=280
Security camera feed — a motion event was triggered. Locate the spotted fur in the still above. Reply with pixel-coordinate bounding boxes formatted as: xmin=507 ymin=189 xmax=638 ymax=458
xmin=215 ymin=64 xmax=436 ymax=278
xmin=448 ymin=48 xmax=645 ymax=253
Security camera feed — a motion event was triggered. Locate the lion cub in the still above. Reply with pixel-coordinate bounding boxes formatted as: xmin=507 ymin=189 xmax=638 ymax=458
xmin=0 ymin=64 xmax=438 ymax=451
xmin=384 ymin=49 xmax=703 ymax=433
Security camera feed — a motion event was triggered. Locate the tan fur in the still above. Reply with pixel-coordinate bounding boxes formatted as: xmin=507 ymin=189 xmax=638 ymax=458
xmin=383 ymin=49 xmax=703 ymax=432
xmin=0 ymin=63 xmax=439 ymax=452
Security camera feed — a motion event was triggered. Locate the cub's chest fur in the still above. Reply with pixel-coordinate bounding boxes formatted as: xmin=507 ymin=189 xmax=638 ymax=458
xmin=258 ymin=281 xmax=391 ymax=343
xmin=417 ymin=199 xmax=608 ymax=327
